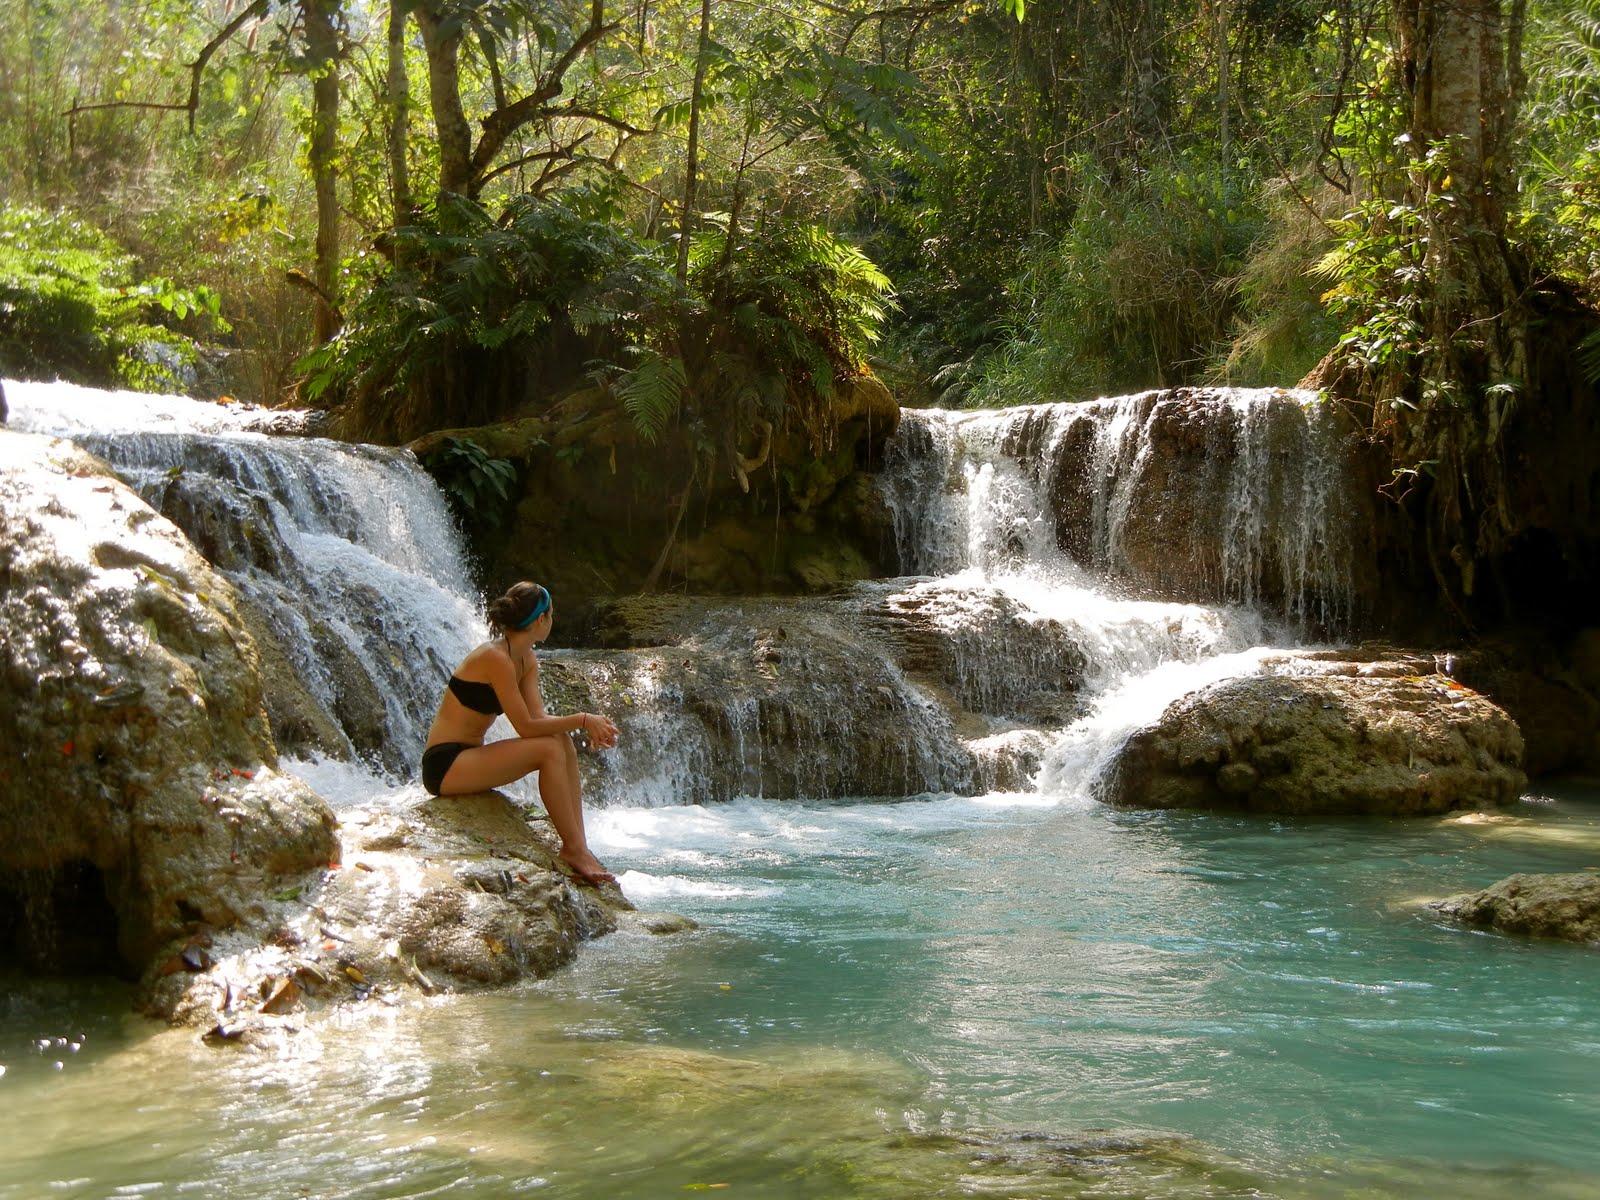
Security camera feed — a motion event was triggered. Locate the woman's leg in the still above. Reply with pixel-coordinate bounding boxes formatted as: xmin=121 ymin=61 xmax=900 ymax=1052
xmin=439 ymin=737 xmax=613 ymax=882
xmin=538 ymin=734 xmax=612 ymax=881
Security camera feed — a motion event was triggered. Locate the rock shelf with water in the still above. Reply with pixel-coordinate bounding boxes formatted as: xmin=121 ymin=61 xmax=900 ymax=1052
xmin=154 ymin=790 xmax=649 ymax=1038
xmin=0 ymin=425 xmax=640 ymax=1024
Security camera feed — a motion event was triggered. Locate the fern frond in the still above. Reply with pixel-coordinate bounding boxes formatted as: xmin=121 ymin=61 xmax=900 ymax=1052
xmin=619 ymin=349 xmax=687 ymax=445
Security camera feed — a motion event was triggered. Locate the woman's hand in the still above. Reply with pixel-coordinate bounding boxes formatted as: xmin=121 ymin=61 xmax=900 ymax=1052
xmin=581 ymin=712 xmax=620 ymax=750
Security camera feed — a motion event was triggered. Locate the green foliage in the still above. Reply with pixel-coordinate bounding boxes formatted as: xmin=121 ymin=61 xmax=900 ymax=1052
xmin=1313 ymin=185 xmax=1431 ymax=377
xmin=690 ymin=219 xmax=893 ymax=399
xmin=422 ymin=436 xmax=520 ymax=526
xmin=301 ymin=187 xmax=679 ymax=435
xmin=615 ymin=347 xmax=688 ymax=446
xmin=0 ymin=206 xmax=225 ymax=391
xmin=1518 ymin=0 xmax=1600 ymax=292
xmin=1214 ymin=180 xmax=1343 ymax=386
xmin=1578 ymin=328 xmax=1600 ymax=384
xmin=968 ymin=157 xmax=1262 ymax=406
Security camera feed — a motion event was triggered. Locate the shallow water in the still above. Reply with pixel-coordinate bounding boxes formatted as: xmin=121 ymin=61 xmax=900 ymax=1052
xmin=4 ymin=783 xmax=1597 ymax=1199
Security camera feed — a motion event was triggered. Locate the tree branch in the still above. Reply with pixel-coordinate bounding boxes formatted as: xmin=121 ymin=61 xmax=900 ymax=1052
xmin=547 ymin=104 xmax=654 ymax=138
xmin=470 ymin=0 xmax=623 ymax=185
xmin=64 ymin=0 xmax=271 ymax=133
xmin=477 ymin=132 xmax=597 ymax=187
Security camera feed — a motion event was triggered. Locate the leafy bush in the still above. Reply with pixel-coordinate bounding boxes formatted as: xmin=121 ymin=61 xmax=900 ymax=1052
xmin=584 ymin=217 xmax=895 ymax=461
xmin=968 ymin=156 xmax=1262 ymax=407
xmin=689 ymin=219 xmax=893 ymax=396
xmin=1217 ymin=179 xmax=1344 ymax=387
xmin=305 ymin=190 xmax=894 ymax=458
xmin=1518 ymin=0 xmax=1600 ymax=294
xmin=0 ymin=205 xmax=224 ymax=391
xmin=422 ymin=436 xmax=520 ymax=527
xmin=301 ymin=187 xmax=680 ymax=441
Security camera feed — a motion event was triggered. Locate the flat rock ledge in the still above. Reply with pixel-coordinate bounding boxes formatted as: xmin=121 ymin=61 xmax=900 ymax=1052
xmin=150 ymin=790 xmax=686 ymax=1038
xmin=1100 ymin=651 xmax=1527 ymax=815
xmin=1429 ymin=872 xmax=1600 ymax=945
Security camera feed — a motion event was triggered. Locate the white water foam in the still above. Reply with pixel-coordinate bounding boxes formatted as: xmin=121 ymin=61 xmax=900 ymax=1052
xmin=9 ymin=377 xmax=485 ymax=786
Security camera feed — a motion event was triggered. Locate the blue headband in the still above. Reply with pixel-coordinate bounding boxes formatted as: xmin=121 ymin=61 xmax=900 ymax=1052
xmin=513 ymin=588 xmax=551 ymax=629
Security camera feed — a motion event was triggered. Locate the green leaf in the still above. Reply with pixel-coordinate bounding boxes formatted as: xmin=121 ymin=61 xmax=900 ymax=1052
xmin=618 ymin=349 xmax=687 ymax=445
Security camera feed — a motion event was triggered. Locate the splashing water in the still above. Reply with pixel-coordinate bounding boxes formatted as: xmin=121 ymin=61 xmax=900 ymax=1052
xmin=9 ymin=379 xmax=486 ymax=779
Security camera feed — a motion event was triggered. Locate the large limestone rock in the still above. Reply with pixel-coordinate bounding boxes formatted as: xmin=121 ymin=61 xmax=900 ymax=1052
xmin=578 ymin=587 xmax=1064 ymax=803
xmin=1430 ymin=872 xmax=1600 ymax=945
xmin=0 ymin=431 xmax=338 ymax=974
xmin=151 ymin=791 xmax=655 ymax=1031
xmin=1101 ymin=652 xmax=1526 ymax=815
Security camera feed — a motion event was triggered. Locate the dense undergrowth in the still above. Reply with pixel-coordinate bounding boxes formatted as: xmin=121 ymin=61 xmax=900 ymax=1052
xmin=1 ymin=1 xmax=1593 ymax=418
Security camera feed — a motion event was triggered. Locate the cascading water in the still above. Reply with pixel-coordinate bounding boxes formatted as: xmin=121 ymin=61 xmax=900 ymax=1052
xmin=872 ymin=392 xmax=1357 ymax=802
xmin=8 ymin=379 xmax=485 ymax=780
xmin=881 ymin=389 xmax=1367 ymax=633
xmin=8 ymin=380 xmax=1341 ymax=808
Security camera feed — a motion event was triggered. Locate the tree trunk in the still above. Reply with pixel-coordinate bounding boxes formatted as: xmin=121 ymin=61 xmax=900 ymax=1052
xmin=1342 ymin=0 xmax=1600 ymax=632
xmin=387 ymin=0 xmax=411 ymax=226
xmin=414 ymin=2 xmax=475 ymax=197
xmin=304 ymin=0 xmax=342 ymax=345
xmin=676 ymin=0 xmax=712 ymax=288
xmin=1387 ymin=0 xmax=1529 ymax=600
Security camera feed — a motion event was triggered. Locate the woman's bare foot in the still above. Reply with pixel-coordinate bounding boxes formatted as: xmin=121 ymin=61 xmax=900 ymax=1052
xmin=559 ymin=848 xmax=616 ymax=885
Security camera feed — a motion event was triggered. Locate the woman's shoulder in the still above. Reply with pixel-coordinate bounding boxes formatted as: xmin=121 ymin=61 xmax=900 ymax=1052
xmin=457 ymin=640 xmax=512 ymax=677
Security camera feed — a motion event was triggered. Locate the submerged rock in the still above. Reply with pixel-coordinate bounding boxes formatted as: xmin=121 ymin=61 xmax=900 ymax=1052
xmin=1429 ymin=872 xmax=1600 ymax=945
xmin=0 ymin=431 xmax=338 ymax=976
xmin=1100 ymin=651 xmax=1526 ymax=815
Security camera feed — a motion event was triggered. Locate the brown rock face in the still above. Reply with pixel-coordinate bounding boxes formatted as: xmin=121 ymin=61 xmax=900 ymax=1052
xmin=1430 ymin=872 xmax=1600 ymax=945
xmin=1045 ymin=389 xmax=1381 ymax=631
xmin=1448 ymin=633 xmax=1600 ymax=777
xmin=410 ymin=374 xmax=900 ymax=638
xmin=0 ymin=431 xmax=337 ymax=975
xmin=1100 ymin=657 xmax=1526 ymax=815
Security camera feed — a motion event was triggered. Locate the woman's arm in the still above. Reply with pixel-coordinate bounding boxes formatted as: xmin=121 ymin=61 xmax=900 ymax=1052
xmin=519 ymin=653 xmax=546 ymax=719
xmin=488 ymin=650 xmax=614 ymax=744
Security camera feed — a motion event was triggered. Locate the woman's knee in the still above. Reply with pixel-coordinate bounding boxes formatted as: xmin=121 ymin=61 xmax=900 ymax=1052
xmin=523 ymin=734 xmax=566 ymax=770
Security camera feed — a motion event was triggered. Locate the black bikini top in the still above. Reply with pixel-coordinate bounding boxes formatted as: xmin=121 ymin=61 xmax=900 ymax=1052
xmin=447 ymin=674 xmax=502 ymax=715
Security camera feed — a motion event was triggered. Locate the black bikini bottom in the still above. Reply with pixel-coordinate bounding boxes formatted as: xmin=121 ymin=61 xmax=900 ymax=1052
xmin=421 ymin=741 xmax=473 ymax=796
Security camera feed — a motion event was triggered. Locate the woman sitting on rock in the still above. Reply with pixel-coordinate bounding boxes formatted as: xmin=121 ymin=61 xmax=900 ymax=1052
xmin=421 ymin=581 xmax=620 ymax=885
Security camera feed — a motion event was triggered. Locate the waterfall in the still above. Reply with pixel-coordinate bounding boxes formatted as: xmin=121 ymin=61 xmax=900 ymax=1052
xmin=7 ymin=378 xmax=1356 ymax=810
xmin=870 ymin=388 xmax=1370 ymax=803
xmin=884 ymin=388 xmax=1367 ymax=632
xmin=8 ymin=379 xmax=485 ymax=781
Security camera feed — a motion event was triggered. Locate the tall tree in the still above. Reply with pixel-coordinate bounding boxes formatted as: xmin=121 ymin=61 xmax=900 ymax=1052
xmin=302 ymin=0 xmax=345 ymax=345
xmin=1324 ymin=0 xmax=1599 ymax=623
xmin=387 ymin=0 xmax=413 ymax=228
xmin=675 ymin=0 xmax=712 ymax=287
